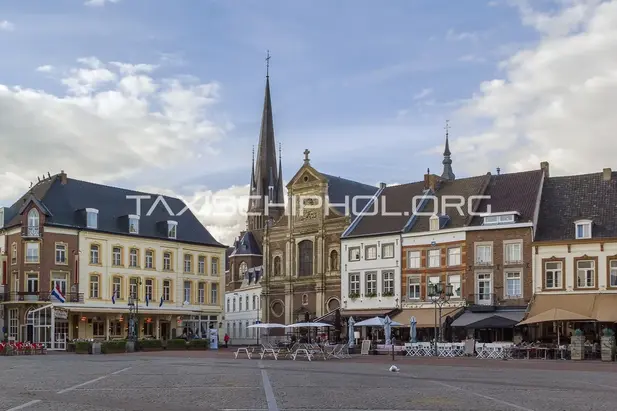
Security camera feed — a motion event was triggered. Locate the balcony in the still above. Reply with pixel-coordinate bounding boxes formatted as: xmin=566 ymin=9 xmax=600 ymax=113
xmin=467 ymin=293 xmax=497 ymax=312
xmin=21 ymin=225 xmax=42 ymax=238
xmin=2 ymin=292 xmax=84 ymax=303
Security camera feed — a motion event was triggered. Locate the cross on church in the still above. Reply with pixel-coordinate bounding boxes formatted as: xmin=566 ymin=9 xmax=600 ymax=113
xmin=266 ymin=50 xmax=271 ymax=77
xmin=444 ymin=120 xmax=450 ymax=135
xmin=303 ymin=149 xmax=310 ymax=163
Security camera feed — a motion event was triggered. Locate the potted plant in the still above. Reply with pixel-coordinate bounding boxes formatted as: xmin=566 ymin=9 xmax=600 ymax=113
xmin=349 ymin=292 xmax=360 ymax=300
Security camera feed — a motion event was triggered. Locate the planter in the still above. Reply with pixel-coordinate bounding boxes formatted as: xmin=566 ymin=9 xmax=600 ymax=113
xmin=570 ymin=335 xmax=585 ymax=361
xmin=75 ymin=342 xmax=91 ymax=354
xmin=90 ymin=342 xmax=102 ymax=354
xmin=126 ymin=341 xmax=135 ymax=353
xmin=601 ymin=335 xmax=615 ymax=362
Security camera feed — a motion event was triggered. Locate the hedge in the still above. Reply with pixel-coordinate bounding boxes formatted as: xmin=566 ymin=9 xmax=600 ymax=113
xmin=166 ymin=339 xmax=188 ymax=350
xmin=139 ymin=339 xmax=163 ymax=351
xmin=75 ymin=341 xmax=91 ymax=354
xmin=187 ymin=339 xmax=209 ymax=350
xmin=101 ymin=340 xmax=127 ymax=354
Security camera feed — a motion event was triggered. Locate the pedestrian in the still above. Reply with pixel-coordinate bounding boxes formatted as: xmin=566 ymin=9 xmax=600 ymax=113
xmin=224 ymin=333 xmax=229 ymax=348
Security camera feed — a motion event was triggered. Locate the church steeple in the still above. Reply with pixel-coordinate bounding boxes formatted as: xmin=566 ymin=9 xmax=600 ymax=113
xmin=247 ymin=51 xmax=285 ymax=232
xmin=441 ymin=120 xmax=455 ymax=181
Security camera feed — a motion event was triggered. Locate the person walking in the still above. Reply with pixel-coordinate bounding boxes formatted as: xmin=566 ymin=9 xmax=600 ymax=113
xmin=224 ymin=333 xmax=230 ymax=348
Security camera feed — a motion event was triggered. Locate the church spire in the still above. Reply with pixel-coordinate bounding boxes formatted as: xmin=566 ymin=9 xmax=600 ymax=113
xmin=441 ymin=120 xmax=455 ymax=180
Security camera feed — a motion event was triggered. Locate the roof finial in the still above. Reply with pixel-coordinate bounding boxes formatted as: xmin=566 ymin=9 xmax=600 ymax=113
xmin=303 ymin=149 xmax=310 ymax=164
xmin=252 ymin=145 xmax=255 ymax=163
xmin=496 ymin=167 xmax=501 ymax=175
xmin=265 ymin=50 xmax=271 ymax=78
xmin=427 ymin=167 xmax=430 ymax=174
xmin=279 ymin=142 xmax=282 ymax=162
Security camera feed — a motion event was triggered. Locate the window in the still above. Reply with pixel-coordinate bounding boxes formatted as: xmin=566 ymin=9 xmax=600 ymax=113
xmin=90 ymin=275 xmax=99 ymax=298
xmin=184 ymin=254 xmax=192 ymax=273
xmin=476 ymin=273 xmax=492 ymax=304
xmin=226 ymin=298 xmax=230 ymax=312
xmin=163 ymin=252 xmax=172 ymax=270
xmin=27 ymin=209 xmax=40 ymax=235
xmin=483 ymin=214 xmax=515 ymax=225
xmin=145 ymin=250 xmax=154 ymax=269
xmin=11 ymin=243 xmax=16 ymax=264
xmin=407 ymin=251 xmax=421 ymax=268
xmin=349 ymin=247 xmax=360 ymax=261
xmin=86 ymin=208 xmax=98 ymax=229
xmin=163 ymin=280 xmax=171 ymax=301
xmin=505 ymin=271 xmax=522 ymax=298
xmin=25 ymin=242 xmax=39 ymax=263
xmin=211 ymin=283 xmax=218 ymax=304
xmin=252 ymin=295 xmax=257 ymax=310
xmin=112 ymin=277 xmax=121 ymax=299
xmin=427 ymin=249 xmax=440 ymax=267
xmin=447 ymin=247 xmax=461 ymax=266
xmin=51 ymin=272 xmax=67 ymax=296
xmin=232 ymin=297 xmax=236 ymax=311
xmin=245 ymin=295 xmax=249 ymax=310
xmin=382 ymin=270 xmax=394 ymax=295
xmin=544 ymin=261 xmax=562 ymax=289
xmin=90 ymin=244 xmax=100 ymax=264
xmin=575 ymin=220 xmax=592 ymax=239
xmin=168 ymin=221 xmax=177 ymax=239
xmin=55 ymin=243 xmax=67 ymax=264
xmin=145 ymin=279 xmax=153 ymax=301
xmin=129 ymin=278 xmax=139 ymax=299
xmin=448 ymin=274 xmax=461 ymax=298
xmin=112 ymin=247 xmax=122 ymax=266
xmin=211 ymin=257 xmax=219 ymax=275
xmin=382 ymin=243 xmax=394 ymax=259
xmin=198 ymin=283 xmax=205 ymax=304
xmin=576 ymin=260 xmax=595 ymax=288
xmin=610 ymin=260 xmax=617 ymax=288
xmin=427 ymin=276 xmax=439 ymax=296
xmin=198 ymin=256 xmax=206 ymax=274
xmin=93 ymin=320 xmax=105 ymax=337
xmin=8 ymin=308 xmax=18 ymax=341
xmin=239 ymin=262 xmax=248 ymax=278
xmin=504 ymin=242 xmax=522 ymax=264
xmin=183 ymin=281 xmax=191 ymax=303
xmin=298 ymin=240 xmax=313 ymax=276
xmin=407 ymin=276 xmax=421 ymax=299
xmin=349 ymin=273 xmax=360 ymax=296
xmin=128 ymin=214 xmax=139 ymax=234
xmin=475 ymin=244 xmax=492 ymax=264
xmin=239 ymin=295 xmax=243 ymax=311
xmin=129 ymin=248 xmax=138 ymax=267
xmin=365 ymin=271 xmax=377 ymax=295
xmin=26 ymin=273 xmax=39 ymax=293
xmin=429 ymin=215 xmax=439 ymax=231
xmin=365 ymin=245 xmax=377 ymax=260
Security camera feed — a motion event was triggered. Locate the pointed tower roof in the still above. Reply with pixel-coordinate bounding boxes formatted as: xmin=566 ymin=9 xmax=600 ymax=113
xmin=441 ymin=120 xmax=455 ymax=181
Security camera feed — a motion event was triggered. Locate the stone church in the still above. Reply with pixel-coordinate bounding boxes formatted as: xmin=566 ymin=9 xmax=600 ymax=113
xmin=226 ymin=65 xmax=378 ymax=328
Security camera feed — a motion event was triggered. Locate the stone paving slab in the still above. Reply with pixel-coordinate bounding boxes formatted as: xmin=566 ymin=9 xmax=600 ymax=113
xmin=1 ymin=352 xmax=616 ymax=411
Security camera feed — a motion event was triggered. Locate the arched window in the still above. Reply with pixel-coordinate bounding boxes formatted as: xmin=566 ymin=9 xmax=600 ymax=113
xmin=273 ymin=256 xmax=281 ymax=276
xmin=329 ymin=250 xmax=339 ymax=271
xmin=27 ymin=208 xmax=39 ymax=228
xmin=239 ymin=262 xmax=248 ymax=279
xmin=298 ymin=240 xmax=313 ymax=276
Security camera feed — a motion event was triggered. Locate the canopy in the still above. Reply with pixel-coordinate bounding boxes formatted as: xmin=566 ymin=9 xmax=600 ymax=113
xmin=354 ymin=316 xmax=403 ymax=327
xmin=518 ymin=308 xmax=594 ymax=325
xmin=247 ymin=323 xmax=287 ymax=329
xmin=286 ymin=322 xmax=332 ymax=328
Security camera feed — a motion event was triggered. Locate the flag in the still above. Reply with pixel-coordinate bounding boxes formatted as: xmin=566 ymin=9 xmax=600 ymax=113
xmin=145 ymin=294 xmax=149 ymax=307
xmin=159 ymin=295 xmax=164 ymax=307
xmin=112 ymin=292 xmax=116 ymax=304
xmin=51 ymin=284 xmax=65 ymax=303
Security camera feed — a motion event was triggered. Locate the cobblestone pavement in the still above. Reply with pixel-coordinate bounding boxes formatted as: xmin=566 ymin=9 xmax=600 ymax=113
xmin=1 ymin=351 xmax=616 ymax=411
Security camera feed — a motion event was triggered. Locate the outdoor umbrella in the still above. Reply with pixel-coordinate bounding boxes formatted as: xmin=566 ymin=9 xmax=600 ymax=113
xmin=384 ymin=315 xmax=393 ymax=345
xmin=348 ymin=317 xmax=356 ymax=348
xmin=285 ymin=322 xmax=332 ymax=328
xmin=410 ymin=316 xmax=417 ymax=343
xmin=517 ymin=308 xmax=592 ymax=326
xmin=247 ymin=323 xmax=287 ymax=329
xmin=354 ymin=316 xmax=403 ymax=327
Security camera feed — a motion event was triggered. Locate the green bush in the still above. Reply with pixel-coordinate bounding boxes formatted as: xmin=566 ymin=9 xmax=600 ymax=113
xmin=101 ymin=340 xmax=127 ymax=354
xmin=139 ymin=339 xmax=163 ymax=351
xmin=187 ymin=339 xmax=209 ymax=350
xmin=165 ymin=339 xmax=187 ymax=350
xmin=75 ymin=342 xmax=90 ymax=354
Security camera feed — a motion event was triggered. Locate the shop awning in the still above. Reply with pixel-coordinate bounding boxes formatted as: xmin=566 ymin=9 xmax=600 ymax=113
xmin=341 ymin=309 xmax=394 ymax=318
xmin=391 ymin=307 xmax=463 ymax=328
xmin=58 ymin=303 xmax=217 ymax=317
xmin=451 ymin=310 xmax=525 ymax=328
xmin=591 ymin=294 xmax=617 ymax=323
xmin=518 ymin=308 xmax=593 ymax=325
xmin=523 ymin=293 xmax=617 ymax=323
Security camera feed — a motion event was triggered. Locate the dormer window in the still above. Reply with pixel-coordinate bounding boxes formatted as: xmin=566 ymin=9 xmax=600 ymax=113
xmin=167 ymin=220 xmax=178 ymax=239
xmin=128 ymin=214 xmax=139 ymax=234
xmin=429 ymin=215 xmax=439 ymax=231
xmin=482 ymin=212 xmax=518 ymax=225
xmin=86 ymin=208 xmax=98 ymax=229
xmin=575 ymin=220 xmax=592 ymax=239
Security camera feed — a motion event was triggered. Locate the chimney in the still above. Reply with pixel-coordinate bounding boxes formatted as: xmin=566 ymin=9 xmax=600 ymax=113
xmin=379 ymin=182 xmax=386 ymax=189
xmin=540 ymin=161 xmax=549 ymax=178
xmin=424 ymin=168 xmax=430 ymax=190
xmin=428 ymin=175 xmax=438 ymax=192
xmin=603 ymin=168 xmax=612 ymax=181
xmin=60 ymin=170 xmax=67 ymax=185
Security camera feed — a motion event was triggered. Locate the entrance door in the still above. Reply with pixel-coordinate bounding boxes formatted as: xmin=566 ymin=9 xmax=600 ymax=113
xmin=476 ymin=273 xmax=492 ymax=305
xmin=26 ymin=325 xmax=34 ymax=342
xmin=160 ymin=322 xmax=169 ymax=340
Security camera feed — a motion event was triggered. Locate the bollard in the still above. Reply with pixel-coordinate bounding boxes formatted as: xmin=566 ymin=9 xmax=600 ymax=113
xmin=392 ymin=344 xmax=395 ymax=361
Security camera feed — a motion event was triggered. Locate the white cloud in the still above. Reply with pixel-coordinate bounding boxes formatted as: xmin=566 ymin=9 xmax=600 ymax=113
xmin=453 ymin=0 xmax=617 ymax=176
xmin=446 ymin=29 xmax=480 ymax=42
xmin=413 ymin=88 xmax=433 ymax=100
xmin=85 ymin=0 xmax=121 ymax=6
xmin=36 ymin=65 xmax=54 ymax=73
xmin=0 ymin=56 xmax=227 ymax=212
xmin=0 ymin=20 xmax=15 ymax=31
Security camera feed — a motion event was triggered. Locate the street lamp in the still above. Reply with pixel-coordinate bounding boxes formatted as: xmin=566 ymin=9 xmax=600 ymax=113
xmin=428 ymin=282 xmax=453 ymax=356
xmin=127 ymin=280 xmax=142 ymax=349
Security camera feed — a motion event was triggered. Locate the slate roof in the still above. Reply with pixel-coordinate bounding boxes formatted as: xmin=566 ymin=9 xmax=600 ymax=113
xmin=469 ymin=169 xmax=544 ymax=226
xmin=3 ymin=173 xmax=225 ymax=247
xmin=535 ymin=171 xmax=617 ymax=241
xmin=229 ymin=231 xmax=262 ymax=257
xmin=321 ymin=174 xmax=380 ymax=217
xmin=345 ymin=174 xmax=490 ymax=238
xmin=225 ymin=246 xmax=234 ymax=270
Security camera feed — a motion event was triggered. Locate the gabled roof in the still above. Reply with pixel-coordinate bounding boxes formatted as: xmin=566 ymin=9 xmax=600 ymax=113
xmin=469 ymin=169 xmax=544 ymax=226
xmin=230 ymin=231 xmax=262 ymax=257
xmin=5 ymin=173 xmax=225 ymax=247
xmin=321 ymin=173 xmax=379 ymax=217
xmin=535 ymin=171 xmax=617 ymax=241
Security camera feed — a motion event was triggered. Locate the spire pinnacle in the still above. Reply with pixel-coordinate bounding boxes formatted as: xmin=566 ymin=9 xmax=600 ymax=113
xmin=441 ymin=120 xmax=455 ymax=180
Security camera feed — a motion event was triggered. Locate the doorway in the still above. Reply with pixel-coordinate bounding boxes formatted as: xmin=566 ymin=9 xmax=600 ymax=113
xmin=160 ymin=321 xmax=169 ymax=340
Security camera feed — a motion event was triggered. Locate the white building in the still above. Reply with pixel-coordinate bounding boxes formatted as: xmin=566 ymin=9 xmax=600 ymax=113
xmin=224 ymin=265 xmax=262 ymax=345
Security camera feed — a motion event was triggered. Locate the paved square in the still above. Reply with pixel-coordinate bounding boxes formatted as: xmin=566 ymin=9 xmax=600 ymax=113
xmin=1 ymin=352 xmax=616 ymax=411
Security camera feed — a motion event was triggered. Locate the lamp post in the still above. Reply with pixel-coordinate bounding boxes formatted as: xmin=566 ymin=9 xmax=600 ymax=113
xmin=127 ymin=280 xmax=142 ymax=350
xmin=428 ymin=282 xmax=453 ymax=356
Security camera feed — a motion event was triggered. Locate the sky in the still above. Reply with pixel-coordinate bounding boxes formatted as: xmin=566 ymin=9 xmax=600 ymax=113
xmin=1 ymin=0 xmax=616 ymax=246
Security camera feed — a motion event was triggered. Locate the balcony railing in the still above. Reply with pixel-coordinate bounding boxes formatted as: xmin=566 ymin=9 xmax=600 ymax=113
xmin=1 ymin=291 xmax=84 ymax=303
xmin=21 ymin=225 xmax=42 ymax=238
